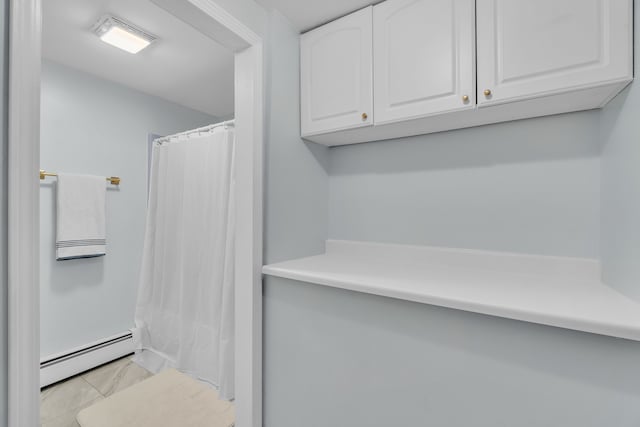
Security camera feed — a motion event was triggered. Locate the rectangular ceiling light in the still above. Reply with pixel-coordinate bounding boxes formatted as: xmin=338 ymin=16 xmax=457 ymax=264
xmin=93 ymin=16 xmax=156 ymax=54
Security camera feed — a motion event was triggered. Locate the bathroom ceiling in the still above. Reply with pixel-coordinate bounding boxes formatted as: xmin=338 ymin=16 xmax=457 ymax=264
xmin=42 ymin=0 xmax=234 ymax=117
xmin=255 ymin=0 xmax=381 ymax=32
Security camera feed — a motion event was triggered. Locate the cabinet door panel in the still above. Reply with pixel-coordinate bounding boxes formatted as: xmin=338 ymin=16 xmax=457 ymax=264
xmin=477 ymin=0 xmax=632 ymax=105
xmin=301 ymin=7 xmax=373 ymax=136
xmin=374 ymin=0 xmax=476 ymax=124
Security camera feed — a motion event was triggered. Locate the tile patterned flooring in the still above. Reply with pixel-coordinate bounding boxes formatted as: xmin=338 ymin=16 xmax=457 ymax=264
xmin=40 ymin=356 xmax=153 ymax=427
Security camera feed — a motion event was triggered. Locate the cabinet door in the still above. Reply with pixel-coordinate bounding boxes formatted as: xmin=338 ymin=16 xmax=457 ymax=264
xmin=300 ymin=7 xmax=373 ymax=136
xmin=477 ymin=0 xmax=633 ymax=105
xmin=373 ymin=0 xmax=476 ymax=124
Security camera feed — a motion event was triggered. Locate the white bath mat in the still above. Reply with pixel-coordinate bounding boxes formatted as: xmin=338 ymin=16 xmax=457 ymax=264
xmin=76 ymin=369 xmax=234 ymax=427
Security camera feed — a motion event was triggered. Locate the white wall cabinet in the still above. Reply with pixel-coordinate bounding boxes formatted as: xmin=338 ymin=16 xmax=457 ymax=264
xmin=300 ymin=0 xmax=633 ymax=145
xmin=477 ymin=0 xmax=633 ymax=106
xmin=373 ymin=0 xmax=476 ymax=124
xmin=300 ymin=7 xmax=373 ymax=136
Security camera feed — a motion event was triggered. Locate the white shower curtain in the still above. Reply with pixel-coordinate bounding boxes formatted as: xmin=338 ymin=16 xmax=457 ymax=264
xmin=133 ymin=126 xmax=235 ymax=400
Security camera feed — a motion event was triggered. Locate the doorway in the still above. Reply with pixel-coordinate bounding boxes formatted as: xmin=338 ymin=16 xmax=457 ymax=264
xmin=7 ymin=1 xmax=263 ymax=426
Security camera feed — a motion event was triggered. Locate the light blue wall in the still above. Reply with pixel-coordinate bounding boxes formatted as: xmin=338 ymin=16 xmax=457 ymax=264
xmin=264 ymin=10 xmax=329 ymax=265
xmin=329 ymin=112 xmax=601 ymax=258
xmin=0 ymin=0 xmax=7 ymax=424
xmin=265 ymin=277 xmax=640 ymax=427
xmin=600 ymin=0 xmax=640 ymax=301
xmin=262 ymin=12 xmax=332 ymax=425
xmin=261 ymin=12 xmax=331 ymax=424
xmin=40 ymin=60 xmax=217 ymax=357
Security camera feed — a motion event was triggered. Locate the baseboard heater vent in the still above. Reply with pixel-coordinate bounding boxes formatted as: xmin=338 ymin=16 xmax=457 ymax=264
xmin=40 ymin=331 xmax=134 ymax=388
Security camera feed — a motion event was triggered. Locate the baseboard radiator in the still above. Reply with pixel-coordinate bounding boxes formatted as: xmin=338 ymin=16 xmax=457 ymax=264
xmin=40 ymin=331 xmax=134 ymax=388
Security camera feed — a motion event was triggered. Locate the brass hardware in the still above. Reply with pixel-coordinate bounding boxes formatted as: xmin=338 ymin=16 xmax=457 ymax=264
xmin=462 ymin=95 xmax=469 ymax=102
xmin=483 ymin=89 xmax=492 ymax=97
xmin=40 ymin=169 xmax=121 ymax=185
xmin=362 ymin=112 xmax=368 ymax=121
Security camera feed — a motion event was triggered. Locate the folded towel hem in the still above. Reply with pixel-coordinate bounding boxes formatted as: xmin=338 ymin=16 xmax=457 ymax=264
xmin=57 ymin=245 xmax=107 ymax=261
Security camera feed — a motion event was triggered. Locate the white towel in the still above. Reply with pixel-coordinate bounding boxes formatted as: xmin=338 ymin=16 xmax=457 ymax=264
xmin=56 ymin=174 xmax=107 ymax=260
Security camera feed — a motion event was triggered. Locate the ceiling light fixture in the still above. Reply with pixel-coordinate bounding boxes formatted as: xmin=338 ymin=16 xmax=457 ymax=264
xmin=92 ymin=16 xmax=157 ymax=54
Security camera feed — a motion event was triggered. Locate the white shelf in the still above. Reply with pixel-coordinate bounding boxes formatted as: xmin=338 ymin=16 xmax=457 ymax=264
xmin=262 ymin=240 xmax=640 ymax=341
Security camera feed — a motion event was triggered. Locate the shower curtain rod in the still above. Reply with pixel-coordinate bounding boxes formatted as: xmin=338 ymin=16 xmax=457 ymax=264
xmin=154 ymin=119 xmax=235 ymax=145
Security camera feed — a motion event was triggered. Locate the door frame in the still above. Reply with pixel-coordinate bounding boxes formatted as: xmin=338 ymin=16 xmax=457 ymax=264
xmin=7 ymin=1 xmax=264 ymax=426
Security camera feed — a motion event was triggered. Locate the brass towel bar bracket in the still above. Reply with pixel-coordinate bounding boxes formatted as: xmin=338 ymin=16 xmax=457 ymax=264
xmin=39 ymin=170 xmax=121 ymax=185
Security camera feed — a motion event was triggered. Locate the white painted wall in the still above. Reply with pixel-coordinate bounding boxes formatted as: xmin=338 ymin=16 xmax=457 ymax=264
xmin=39 ymin=60 xmax=218 ymax=358
xmin=209 ymin=0 xmax=268 ymax=39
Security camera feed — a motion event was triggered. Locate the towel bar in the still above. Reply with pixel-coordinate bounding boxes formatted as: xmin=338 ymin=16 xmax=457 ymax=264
xmin=39 ymin=170 xmax=121 ymax=185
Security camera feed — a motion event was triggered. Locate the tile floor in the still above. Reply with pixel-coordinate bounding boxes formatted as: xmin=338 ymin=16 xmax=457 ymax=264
xmin=40 ymin=356 xmax=153 ymax=427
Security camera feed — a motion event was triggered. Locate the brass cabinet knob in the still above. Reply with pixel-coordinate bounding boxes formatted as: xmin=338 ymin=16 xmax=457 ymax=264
xmin=462 ymin=95 xmax=469 ymax=102
xmin=362 ymin=112 xmax=368 ymax=121
xmin=483 ymin=89 xmax=492 ymax=97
